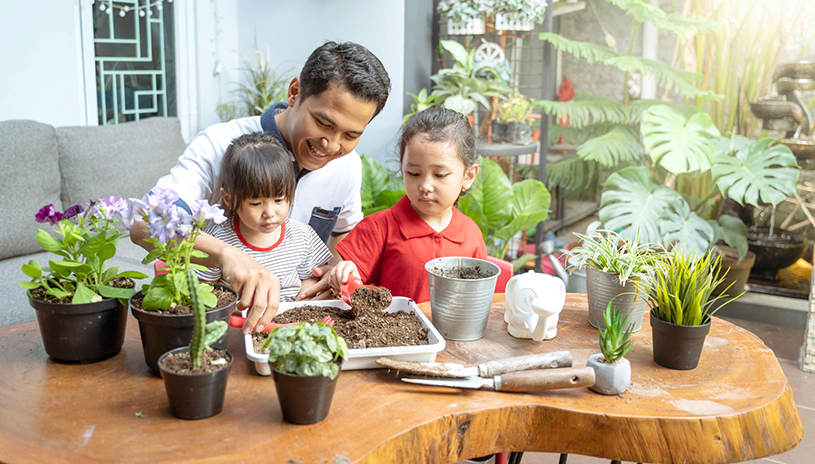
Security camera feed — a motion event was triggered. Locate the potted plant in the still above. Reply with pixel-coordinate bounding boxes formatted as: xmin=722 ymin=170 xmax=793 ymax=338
xmin=403 ymin=88 xmax=441 ymax=124
xmin=644 ymin=247 xmax=738 ymax=370
xmin=122 ymin=188 xmax=238 ymax=374
xmin=492 ymin=91 xmax=534 ymax=144
xmin=568 ymin=229 xmax=661 ymax=332
xmin=19 ymin=199 xmax=147 ymax=363
xmin=437 ymin=0 xmax=489 ymax=35
xmin=586 ymin=300 xmax=634 ymax=395
xmin=494 ymin=0 xmax=547 ymax=31
xmin=158 ymin=268 xmax=232 ymax=420
xmin=262 ymin=321 xmax=348 ymax=425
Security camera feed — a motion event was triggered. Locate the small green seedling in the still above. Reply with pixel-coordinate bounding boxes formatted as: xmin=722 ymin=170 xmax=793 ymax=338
xmin=262 ymin=321 xmax=348 ymax=380
xmin=598 ymin=300 xmax=634 ymax=363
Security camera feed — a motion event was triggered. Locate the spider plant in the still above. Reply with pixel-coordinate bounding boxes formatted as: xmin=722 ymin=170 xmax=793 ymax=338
xmin=568 ymin=229 xmax=661 ymax=286
xmin=598 ymin=299 xmax=634 ymax=363
xmin=645 ymin=247 xmax=740 ymax=327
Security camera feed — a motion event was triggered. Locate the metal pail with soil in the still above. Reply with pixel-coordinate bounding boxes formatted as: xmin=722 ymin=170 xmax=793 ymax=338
xmin=425 ymin=257 xmax=500 ymax=341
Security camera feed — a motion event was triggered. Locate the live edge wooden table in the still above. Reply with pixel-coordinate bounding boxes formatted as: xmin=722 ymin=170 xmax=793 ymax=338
xmin=0 ymin=294 xmax=802 ymax=464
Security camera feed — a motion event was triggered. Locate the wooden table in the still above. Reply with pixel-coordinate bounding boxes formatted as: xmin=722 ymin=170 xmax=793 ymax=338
xmin=0 ymin=294 xmax=802 ymax=464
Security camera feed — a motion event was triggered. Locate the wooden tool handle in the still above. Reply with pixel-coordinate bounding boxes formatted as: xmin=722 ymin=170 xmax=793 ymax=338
xmin=495 ymin=367 xmax=595 ymax=392
xmin=478 ymin=351 xmax=573 ymax=377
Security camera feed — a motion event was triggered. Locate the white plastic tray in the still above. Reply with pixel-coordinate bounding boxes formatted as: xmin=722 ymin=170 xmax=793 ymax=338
xmin=244 ymin=297 xmax=445 ymax=375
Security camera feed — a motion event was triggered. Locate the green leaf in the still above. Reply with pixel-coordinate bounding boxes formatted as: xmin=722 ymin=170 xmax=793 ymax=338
xmin=18 ymin=281 xmax=41 ymax=290
xmin=441 ymin=94 xmax=476 ymax=116
xmin=716 ymin=215 xmax=748 ymax=262
xmin=81 ymin=230 xmax=108 ymax=254
xmin=142 ymin=285 xmax=175 ymax=311
xmin=97 ymin=243 xmax=116 ymax=262
xmin=657 ymin=200 xmax=715 ymax=255
xmin=511 ymin=253 xmax=537 ymax=273
xmin=200 ymin=288 xmax=217 ymax=308
xmin=101 ymin=265 xmax=119 ymax=283
xmin=49 ymin=259 xmax=92 ymax=274
xmin=641 ymin=105 xmax=721 ymax=174
xmin=36 ymin=229 xmax=64 ymax=253
xmin=360 ymin=155 xmax=392 ymax=210
xmin=495 ymin=179 xmax=551 ymax=241
xmin=599 ymin=166 xmax=683 ymax=244
xmin=605 ymin=0 xmax=721 ymax=37
xmin=576 ymin=125 xmax=644 ymax=167
xmin=46 ymin=288 xmax=72 ymax=299
xmin=190 ymin=249 xmax=209 ymax=259
xmin=72 ymin=283 xmax=101 ymax=304
xmin=712 ymin=138 xmax=799 ymax=207
xmin=141 ymin=248 xmax=163 ymax=265
xmin=98 ymin=285 xmax=137 ymax=300
xmin=535 ymin=92 xmax=626 ymax=128
xmin=458 ymin=158 xmax=514 ymax=237
xmin=116 ymin=270 xmax=148 ymax=280
xmin=440 ymin=40 xmax=470 ymax=69
xmin=21 ymin=262 xmax=42 ymax=279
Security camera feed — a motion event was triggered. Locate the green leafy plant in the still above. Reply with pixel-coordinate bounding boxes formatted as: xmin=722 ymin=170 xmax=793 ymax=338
xmin=360 ymin=155 xmax=404 ymax=216
xmin=568 ymin=229 xmax=661 ymax=286
xmin=431 ymin=40 xmax=511 ymax=116
xmin=494 ymin=0 xmax=546 ymax=24
xmin=262 ymin=321 xmax=349 ymax=379
xmin=436 ymin=0 xmax=491 ymax=23
xmin=458 ymin=157 xmax=551 ymax=258
xmin=186 ymin=268 xmax=228 ymax=370
xmin=496 ymin=92 xmax=534 ymax=123
xmin=598 ymin=299 xmax=634 ymax=363
xmin=20 ymin=200 xmax=147 ymax=304
xmin=403 ymin=88 xmax=441 ymax=124
xmin=645 ymin=246 xmax=739 ymax=326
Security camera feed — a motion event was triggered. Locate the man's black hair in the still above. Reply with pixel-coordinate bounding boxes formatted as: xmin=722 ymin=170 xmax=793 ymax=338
xmin=299 ymin=41 xmax=391 ymax=119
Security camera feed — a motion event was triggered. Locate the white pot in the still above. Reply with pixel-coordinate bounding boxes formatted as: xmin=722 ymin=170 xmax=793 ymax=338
xmin=447 ymin=18 xmax=486 ymax=35
xmin=495 ymin=13 xmax=535 ymax=31
xmin=586 ymin=353 xmax=630 ymax=395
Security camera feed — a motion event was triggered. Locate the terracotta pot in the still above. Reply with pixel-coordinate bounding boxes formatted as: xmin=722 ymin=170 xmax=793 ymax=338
xmin=586 ymin=353 xmax=630 ymax=395
xmin=130 ymin=285 xmax=237 ymax=374
xmin=158 ymin=346 xmax=233 ymax=420
xmin=28 ymin=294 xmax=127 ymax=363
xmin=586 ymin=267 xmax=648 ymax=332
xmin=650 ymin=313 xmax=711 ymax=370
xmin=713 ymin=245 xmax=755 ymax=296
xmin=272 ymin=364 xmax=342 ymax=425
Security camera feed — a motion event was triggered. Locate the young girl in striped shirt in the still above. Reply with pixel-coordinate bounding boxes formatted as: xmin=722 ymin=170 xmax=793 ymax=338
xmin=196 ymin=132 xmax=332 ymax=302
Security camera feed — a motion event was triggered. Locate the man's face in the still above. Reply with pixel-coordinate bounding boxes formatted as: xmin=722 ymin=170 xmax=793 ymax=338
xmin=283 ymin=78 xmax=378 ymax=172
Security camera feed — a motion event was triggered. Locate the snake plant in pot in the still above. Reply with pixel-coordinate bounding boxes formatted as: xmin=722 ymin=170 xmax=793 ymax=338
xmin=644 ymin=247 xmax=739 ymax=370
xmin=568 ymin=229 xmax=661 ymax=332
xmin=587 ymin=299 xmax=634 ymax=395
xmin=263 ymin=321 xmax=348 ymax=425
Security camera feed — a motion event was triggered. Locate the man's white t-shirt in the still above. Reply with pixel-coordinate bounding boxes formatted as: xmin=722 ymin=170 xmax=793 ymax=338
xmin=153 ymin=114 xmax=363 ymax=238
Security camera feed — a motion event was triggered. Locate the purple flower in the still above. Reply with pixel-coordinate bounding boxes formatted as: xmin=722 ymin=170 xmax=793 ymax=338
xmin=120 ymin=196 xmax=150 ymax=230
xmin=63 ymin=204 xmax=84 ymax=220
xmin=175 ymin=209 xmax=194 ymax=238
xmin=99 ymin=196 xmax=128 ymax=220
xmin=147 ymin=188 xmax=181 ymax=210
xmin=35 ymin=204 xmax=63 ymax=225
xmin=193 ymin=199 xmax=227 ymax=226
xmin=147 ymin=204 xmax=180 ymax=243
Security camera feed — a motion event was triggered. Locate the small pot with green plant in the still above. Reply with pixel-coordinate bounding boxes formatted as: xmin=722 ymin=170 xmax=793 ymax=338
xmin=586 ymin=299 xmax=634 ymax=395
xmin=568 ymin=229 xmax=661 ymax=332
xmin=437 ymin=0 xmax=489 ymax=35
xmin=494 ymin=0 xmax=547 ymax=32
xmin=20 ymin=199 xmax=147 ymax=363
xmin=263 ymin=321 xmax=348 ymax=425
xmin=492 ymin=92 xmax=534 ymax=144
xmin=123 ymin=188 xmax=238 ymax=374
xmin=645 ymin=247 xmax=739 ymax=370
xmin=158 ymin=269 xmax=232 ymax=420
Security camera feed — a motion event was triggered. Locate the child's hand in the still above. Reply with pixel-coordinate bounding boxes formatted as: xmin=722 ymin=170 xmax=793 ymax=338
xmin=328 ymin=261 xmax=361 ymax=291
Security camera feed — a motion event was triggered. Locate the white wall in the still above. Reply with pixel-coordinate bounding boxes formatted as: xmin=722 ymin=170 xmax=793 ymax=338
xmin=0 ymin=0 xmax=90 ymax=126
xmin=235 ymin=0 xmax=406 ymax=163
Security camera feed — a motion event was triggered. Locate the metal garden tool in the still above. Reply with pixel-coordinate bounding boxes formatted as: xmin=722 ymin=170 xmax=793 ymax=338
xmin=402 ymin=366 xmax=595 ymax=392
xmin=375 ymin=351 xmax=573 ymax=379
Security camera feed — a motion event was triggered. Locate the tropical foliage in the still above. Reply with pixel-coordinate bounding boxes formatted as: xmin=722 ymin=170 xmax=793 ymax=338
xmin=359 ymin=155 xmax=404 ymax=216
xmin=431 ymin=40 xmax=511 ymax=116
xmin=568 ymin=229 xmax=660 ymax=286
xmin=262 ymin=321 xmax=348 ymax=380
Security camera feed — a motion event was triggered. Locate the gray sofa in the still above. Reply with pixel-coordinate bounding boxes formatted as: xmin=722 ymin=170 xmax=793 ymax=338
xmin=0 ymin=117 xmax=187 ymax=328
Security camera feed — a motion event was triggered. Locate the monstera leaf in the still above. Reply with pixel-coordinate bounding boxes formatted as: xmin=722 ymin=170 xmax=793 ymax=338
xmin=657 ymin=200 xmax=715 ymax=257
xmin=712 ymin=138 xmax=799 ymax=207
xmin=713 ymin=214 xmax=749 ymax=261
xmin=576 ymin=124 xmax=644 ymax=167
xmin=599 ymin=166 xmax=683 ymax=244
xmin=641 ymin=105 xmax=721 ymax=174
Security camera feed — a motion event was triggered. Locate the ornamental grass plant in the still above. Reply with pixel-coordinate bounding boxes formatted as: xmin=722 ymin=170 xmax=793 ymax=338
xmin=569 ymin=229 xmax=662 ymax=286
xmin=599 ymin=299 xmax=634 ymax=363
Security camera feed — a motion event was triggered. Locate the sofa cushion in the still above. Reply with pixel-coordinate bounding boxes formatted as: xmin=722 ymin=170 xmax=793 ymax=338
xmin=0 ymin=120 xmax=63 ymax=259
xmin=56 ymin=117 xmax=186 ymax=207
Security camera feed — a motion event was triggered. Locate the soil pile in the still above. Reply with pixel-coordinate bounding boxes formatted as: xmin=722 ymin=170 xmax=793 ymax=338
xmin=350 ymin=286 xmax=392 ymax=318
xmin=428 ymin=265 xmax=495 ymax=279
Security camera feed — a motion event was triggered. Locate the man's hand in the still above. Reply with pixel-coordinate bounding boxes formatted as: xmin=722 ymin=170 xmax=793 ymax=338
xmin=219 ymin=246 xmax=281 ymax=334
xmin=298 ymin=264 xmax=333 ymax=300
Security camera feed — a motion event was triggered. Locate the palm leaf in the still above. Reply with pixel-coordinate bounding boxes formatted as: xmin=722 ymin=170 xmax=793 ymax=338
xmin=712 ymin=138 xmax=800 ymax=207
xmin=548 ymin=122 xmax=619 ymax=146
xmin=534 ymin=92 xmax=626 ymax=128
xmin=576 ymin=125 xmax=644 ymax=167
xmin=599 ymin=166 xmax=683 ymax=244
xmin=641 ymin=105 xmax=721 ymax=174
xmin=605 ymin=0 xmax=721 ymax=37
xmin=545 ymin=157 xmax=603 ymax=196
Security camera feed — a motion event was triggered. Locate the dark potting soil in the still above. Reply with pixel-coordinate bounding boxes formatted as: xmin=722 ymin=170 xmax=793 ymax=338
xmin=350 ymin=286 xmax=392 ymax=318
xmin=159 ymin=348 xmax=231 ymax=375
xmin=29 ymin=277 xmax=135 ymax=304
xmin=131 ymin=286 xmax=236 ymax=315
xmin=428 ymin=265 xmax=494 ymax=279
xmin=252 ymin=304 xmax=429 ymax=352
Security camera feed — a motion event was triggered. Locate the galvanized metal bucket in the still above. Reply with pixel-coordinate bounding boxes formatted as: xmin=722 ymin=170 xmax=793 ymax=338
xmin=425 ymin=257 xmax=500 ymax=341
xmin=586 ymin=266 xmax=648 ymax=332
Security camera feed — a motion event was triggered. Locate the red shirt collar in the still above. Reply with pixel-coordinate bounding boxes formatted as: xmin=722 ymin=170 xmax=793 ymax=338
xmin=391 ymin=196 xmax=469 ymax=243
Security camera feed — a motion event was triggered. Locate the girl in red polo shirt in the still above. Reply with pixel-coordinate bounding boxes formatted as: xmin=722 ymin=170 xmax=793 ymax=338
xmin=328 ymin=107 xmax=487 ymax=303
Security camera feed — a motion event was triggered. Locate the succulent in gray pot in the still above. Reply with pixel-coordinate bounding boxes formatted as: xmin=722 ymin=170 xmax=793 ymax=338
xmin=587 ymin=299 xmax=634 ymax=395
xmin=568 ymin=229 xmax=661 ymax=332
xmin=262 ymin=321 xmax=348 ymax=425
xmin=19 ymin=200 xmax=147 ymax=363
xmin=123 ymin=188 xmax=237 ymax=374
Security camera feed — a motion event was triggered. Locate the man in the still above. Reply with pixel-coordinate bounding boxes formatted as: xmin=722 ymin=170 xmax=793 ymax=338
xmin=130 ymin=41 xmax=391 ymax=334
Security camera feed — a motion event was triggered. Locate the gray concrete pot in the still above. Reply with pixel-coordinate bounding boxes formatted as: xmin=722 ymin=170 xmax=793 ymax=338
xmin=586 ymin=353 xmax=630 ymax=395
xmin=586 ymin=267 xmax=648 ymax=332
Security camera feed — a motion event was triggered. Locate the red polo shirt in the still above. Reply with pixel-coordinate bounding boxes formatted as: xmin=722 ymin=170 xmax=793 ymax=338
xmin=336 ymin=195 xmax=487 ymax=303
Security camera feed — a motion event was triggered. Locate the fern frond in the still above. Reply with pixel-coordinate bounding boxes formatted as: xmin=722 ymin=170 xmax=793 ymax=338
xmin=546 ymin=157 xmax=603 ymax=197
xmin=535 ymin=92 xmax=626 ymax=127
xmin=576 ymin=125 xmax=645 ymax=167
xmin=605 ymin=0 xmax=721 ymax=37
xmin=548 ymin=122 xmax=619 ymax=146
xmin=624 ymin=100 xmax=698 ymax=123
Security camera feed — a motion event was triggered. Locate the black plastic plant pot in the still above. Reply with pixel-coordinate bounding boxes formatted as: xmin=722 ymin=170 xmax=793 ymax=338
xmin=28 ymin=294 xmax=127 ymax=363
xmin=272 ymin=364 xmax=342 ymax=425
xmin=650 ymin=313 xmax=711 ymax=370
xmin=158 ymin=346 xmax=233 ymax=420
xmin=130 ymin=285 xmax=236 ymax=375
xmin=491 ymin=121 xmax=508 ymax=143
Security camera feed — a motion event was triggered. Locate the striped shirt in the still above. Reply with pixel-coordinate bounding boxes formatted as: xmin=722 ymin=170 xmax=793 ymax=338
xmin=197 ymin=217 xmax=333 ymax=302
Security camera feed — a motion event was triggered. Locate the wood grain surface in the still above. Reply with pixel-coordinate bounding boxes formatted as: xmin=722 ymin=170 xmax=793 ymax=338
xmin=0 ymin=294 xmax=802 ymax=464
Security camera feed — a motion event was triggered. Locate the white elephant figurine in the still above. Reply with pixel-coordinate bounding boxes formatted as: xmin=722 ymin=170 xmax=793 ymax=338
xmin=504 ymin=270 xmax=566 ymax=341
